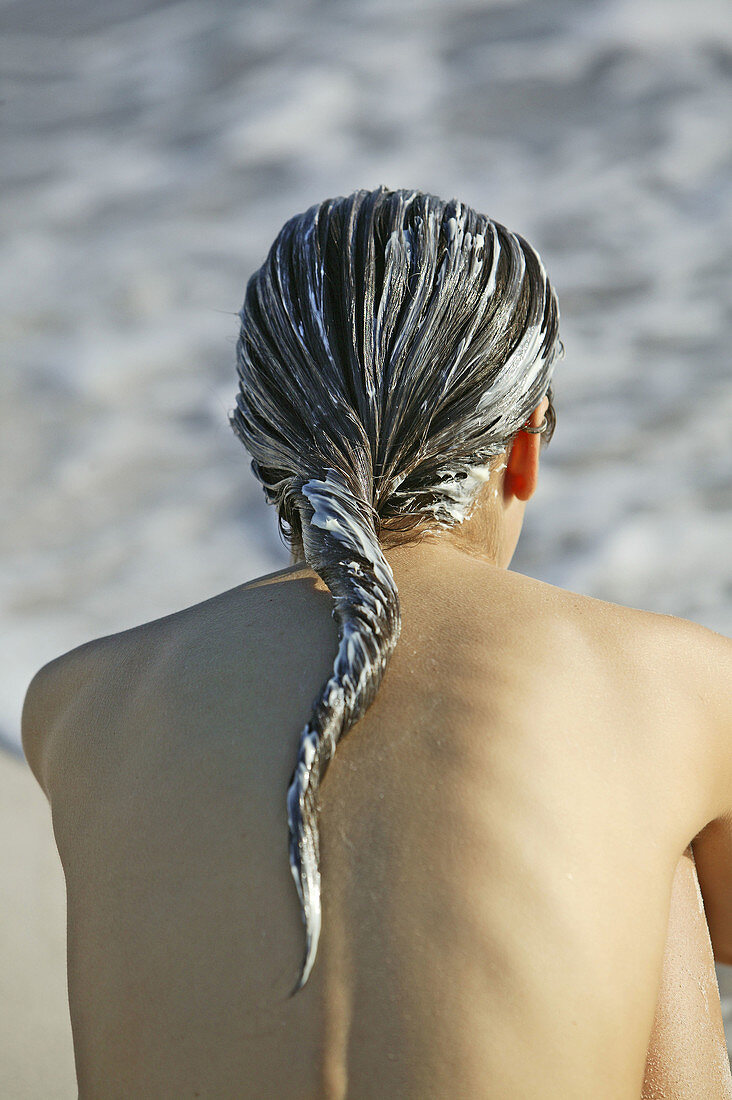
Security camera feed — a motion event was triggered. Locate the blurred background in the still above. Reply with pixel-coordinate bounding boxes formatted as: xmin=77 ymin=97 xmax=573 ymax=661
xmin=2 ymin=0 xmax=731 ymax=1094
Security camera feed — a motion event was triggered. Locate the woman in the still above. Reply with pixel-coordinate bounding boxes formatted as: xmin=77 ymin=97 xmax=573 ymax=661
xmin=24 ymin=186 xmax=732 ymax=1097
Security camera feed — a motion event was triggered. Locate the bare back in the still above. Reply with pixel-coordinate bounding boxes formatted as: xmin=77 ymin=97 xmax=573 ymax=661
xmin=25 ymin=543 xmax=732 ymax=1098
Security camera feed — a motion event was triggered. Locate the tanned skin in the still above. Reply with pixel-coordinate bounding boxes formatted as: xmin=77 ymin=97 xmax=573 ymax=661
xmin=22 ymin=397 xmax=732 ymax=1098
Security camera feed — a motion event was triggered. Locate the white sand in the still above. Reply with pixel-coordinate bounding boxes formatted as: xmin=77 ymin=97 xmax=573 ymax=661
xmin=0 ymin=749 xmax=76 ymax=1099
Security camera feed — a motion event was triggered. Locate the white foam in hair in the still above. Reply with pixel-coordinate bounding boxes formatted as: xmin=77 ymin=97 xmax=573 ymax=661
xmin=230 ymin=186 xmax=561 ymax=993
xmin=285 ymin=469 xmax=399 ymax=990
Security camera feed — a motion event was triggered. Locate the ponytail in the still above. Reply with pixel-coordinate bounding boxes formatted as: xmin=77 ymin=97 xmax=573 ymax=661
xmin=286 ymin=470 xmax=400 ymax=992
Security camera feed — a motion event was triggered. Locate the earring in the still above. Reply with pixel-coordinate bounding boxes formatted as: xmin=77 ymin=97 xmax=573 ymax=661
xmin=520 ymin=414 xmax=549 ymax=435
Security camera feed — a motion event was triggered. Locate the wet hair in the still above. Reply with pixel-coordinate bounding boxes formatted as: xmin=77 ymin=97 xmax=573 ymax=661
xmin=230 ymin=185 xmax=561 ymax=994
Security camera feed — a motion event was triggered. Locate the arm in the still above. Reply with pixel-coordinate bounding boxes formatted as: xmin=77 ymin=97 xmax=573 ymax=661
xmin=21 ymin=643 xmax=94 ymax=799
xmin=21 ymin=660 xmax=59 ymax=798
xmin=682 ymin=620 xmax=732 ymax=965
xmin=693 ymin=815 xmax=732 ymax=966
xmin=642 ymin=844 xmax=732 ymax=1100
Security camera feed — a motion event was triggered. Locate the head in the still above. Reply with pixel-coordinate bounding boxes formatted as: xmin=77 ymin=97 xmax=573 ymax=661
xmin=230 ymin=186 xmax=561 ymax=993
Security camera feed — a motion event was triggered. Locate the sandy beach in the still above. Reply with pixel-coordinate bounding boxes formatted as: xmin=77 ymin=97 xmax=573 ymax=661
xmin=0 ymin=748 xmax=76 ymax=1099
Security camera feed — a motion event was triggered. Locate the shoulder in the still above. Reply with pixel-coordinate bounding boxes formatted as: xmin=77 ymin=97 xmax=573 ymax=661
xmin=537 ymin=577 xmax=729 ymax=661
xmin=514 ymin=573 xmax=731 ymax=715
xmin=18 ymin=581 xmax=263 ymax=800
xmin=22 ymin=642 xmax=91 ymax=795
xmin=615 ymin=603 xmax=732 ymax=692
xmin=21 ymin=624 xmax=163 ymax=798
xmin=569 ymin=589 xmax=731 ymax=696
xmin=18 ymin=575 xmax=285 ymax=794
xmin=655 ymin=613 xmax=732 ymax=818
xmin=565 ymin=594 xmax=732 ymax=816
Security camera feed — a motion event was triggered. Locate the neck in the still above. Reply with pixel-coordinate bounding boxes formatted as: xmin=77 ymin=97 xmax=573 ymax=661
xmin=289 ymin=481 xmax=526 ymax=572
xmin=290 ymin=531 xmax=514 ymax=574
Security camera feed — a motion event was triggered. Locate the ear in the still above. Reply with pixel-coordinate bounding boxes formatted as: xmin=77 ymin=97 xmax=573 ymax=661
xmin=503 ymin=398 xmax=547 ymax=503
